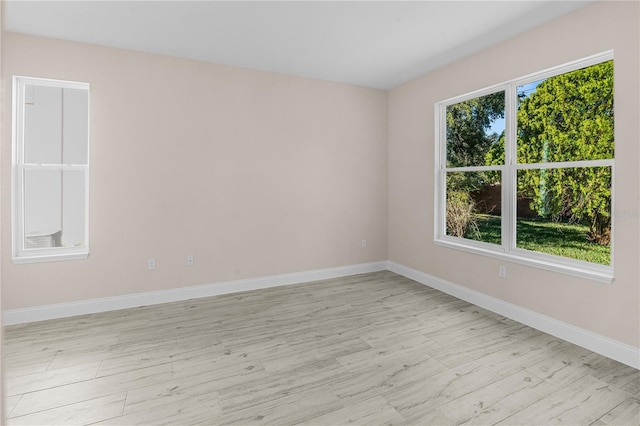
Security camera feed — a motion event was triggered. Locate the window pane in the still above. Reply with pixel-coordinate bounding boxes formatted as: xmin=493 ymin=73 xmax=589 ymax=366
xmin=517 ymin=61 xmax=614 ymax=164
xmin=24 ymin=169 xmax=62 ymax=248
xmin=62 ymin=88 xmax=89 ymax=165
xmin=61 ymin=170 xmax=87 ymax=248
xmin=446 ymin=171 xmax=501 ymax=245
xmin=23 ymin=170 xmax=86 ymax=250
xmin=24 ymin=85 xmax=63 ymax=164
xmin=24 ymin=86 xmax=89 ymax=165
xmin=516 ymin=166 xmax=611 ymax=265
xmin=446 ymin=91 xmax=505 ymax=167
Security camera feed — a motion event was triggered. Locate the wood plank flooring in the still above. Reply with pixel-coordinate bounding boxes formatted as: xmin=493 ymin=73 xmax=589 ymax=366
xmin=4 ymin=271 xmax=639 ymax=425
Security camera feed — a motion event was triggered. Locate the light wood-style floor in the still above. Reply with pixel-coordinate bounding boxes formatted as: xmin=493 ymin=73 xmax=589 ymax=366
xmin=4 ymin=271 xmax=639 ymax=425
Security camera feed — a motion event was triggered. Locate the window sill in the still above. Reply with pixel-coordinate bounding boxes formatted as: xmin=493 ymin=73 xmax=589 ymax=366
xmin=13 ymin=251 xmax=89 ymax=264
xmin=434 ymin=238 xmax=614 ymax=284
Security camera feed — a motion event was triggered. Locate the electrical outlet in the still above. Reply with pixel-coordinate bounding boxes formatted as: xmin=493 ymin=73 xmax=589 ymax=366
xmin=361 ymin=239 xmax=367 ymax=248
xmin=499 ymin=265 xmax=507 ymax=278
xmin=186 ymin=255 xmax=194 ymax=266
xmin=148 ymin=258 xmax=156 ymax=270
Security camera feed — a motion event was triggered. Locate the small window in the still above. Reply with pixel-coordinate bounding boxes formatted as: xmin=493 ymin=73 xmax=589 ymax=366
xmin=435 ymin=53 xmax=614 ymax=282
xmin=12 ymin=76 xmax=90 ymax=263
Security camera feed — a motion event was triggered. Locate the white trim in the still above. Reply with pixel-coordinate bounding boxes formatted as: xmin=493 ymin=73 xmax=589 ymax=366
xmin=513 ymin=50 xmax=614 ymax=91
xmin=438 ymin=50 xmax=613 ymax=107
xmin=4 ymin=259 xmax=636 ymax=369
xmin=445 ymin=164 xmax=502 ymax=172
xmin=13 ymin=75 xmax=89 ymax=91
xmin=11 ymin=251 xmax=89 ymax=264
xmin=513 ymin=159 xmax=613 ymax=170
xmin=445 ymin=159 xmax=614 ymax=173
xmin=2 ymin=261 xmax=387 ymax=325
xmin=434 ymin=238 xmax=613 ymax=284
xmin=386 ymin=261 xmax=639 ymax=370
xmin=12 ymin=76 xmax=91 ymax=263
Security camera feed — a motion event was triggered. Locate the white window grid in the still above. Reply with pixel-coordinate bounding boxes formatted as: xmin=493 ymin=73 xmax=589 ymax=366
xmin=434 ymin=51 xmax=614 ymax=283
xmin=12 ymin=76 xmax=90 ymax=263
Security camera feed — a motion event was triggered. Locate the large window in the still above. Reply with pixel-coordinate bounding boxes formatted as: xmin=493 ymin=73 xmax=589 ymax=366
xmin=435 ymin=53 xmax=614 ymax=282
xmin=12 ymin=76 xmax=90 ymax=263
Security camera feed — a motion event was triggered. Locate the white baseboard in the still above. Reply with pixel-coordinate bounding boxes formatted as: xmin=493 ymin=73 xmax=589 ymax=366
xmin=4 ymin=259 xmax=637 ymax=370
xmin=387 ymin=261 xmax=640 ymax=370
xmin=2 ymin=261 xmax=387 ymax=326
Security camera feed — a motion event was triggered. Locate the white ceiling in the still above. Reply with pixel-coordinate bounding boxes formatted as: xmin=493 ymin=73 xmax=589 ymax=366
xmin=3 ymin=1 xmax=592 ymax=89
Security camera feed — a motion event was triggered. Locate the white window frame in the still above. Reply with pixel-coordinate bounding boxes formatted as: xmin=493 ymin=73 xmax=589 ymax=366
xmin=12 ymin=76 xmax=90 ymax=263
xmin=434 ymin=51 xmax=614 ymax=284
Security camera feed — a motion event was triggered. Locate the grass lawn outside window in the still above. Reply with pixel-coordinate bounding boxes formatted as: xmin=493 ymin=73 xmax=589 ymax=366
xmin=468 ymin=214 xmax=610 ymax=265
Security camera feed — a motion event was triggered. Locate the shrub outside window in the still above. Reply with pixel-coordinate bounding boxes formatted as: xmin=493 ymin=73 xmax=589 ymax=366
xmin=435 ymin=52 xmax=614 ymax=283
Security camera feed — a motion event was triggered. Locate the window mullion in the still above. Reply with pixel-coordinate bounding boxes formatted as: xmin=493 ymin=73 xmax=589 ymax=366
xmin=514 ymin=159 xmax=614 ymax=170
xmin=435 ymin=103 xmax=446 ymax=240
xmin=444 ymin=165 xmax=503 ymax=173
xmin=502 ymin=84 xmax=517 ymax=252
xmin=22 ymin=164 xmax=88 ymax=171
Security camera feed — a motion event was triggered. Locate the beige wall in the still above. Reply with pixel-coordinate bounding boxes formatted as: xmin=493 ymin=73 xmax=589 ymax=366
xmin=1 ymin=2 xmax=638 ymax=352
xmin=388 ymin=1 xmax=639 ymax=347
xmin=1 ymin=32 xmax=388 ymax=309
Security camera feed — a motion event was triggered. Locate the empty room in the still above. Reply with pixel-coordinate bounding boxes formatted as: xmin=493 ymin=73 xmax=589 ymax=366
xmin=1 ymin=1 xmax=639 ymax=425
